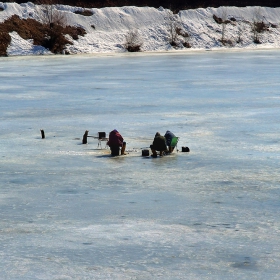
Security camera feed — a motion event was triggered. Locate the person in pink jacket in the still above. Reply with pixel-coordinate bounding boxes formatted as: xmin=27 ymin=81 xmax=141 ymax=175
xmin=107 ymin=129 xmax=126 ymax=156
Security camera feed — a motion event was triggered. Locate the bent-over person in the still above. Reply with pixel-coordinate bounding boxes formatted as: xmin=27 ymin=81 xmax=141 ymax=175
xmin=107 ymin=129 xmax=126 ymax=156
xmin=150 ymin=132 xmax=168 ymax=157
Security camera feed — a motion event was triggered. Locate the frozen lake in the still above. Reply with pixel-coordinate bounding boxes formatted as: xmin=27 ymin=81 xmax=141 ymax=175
xmin=0 ymin=50 xmax=280 ymax=279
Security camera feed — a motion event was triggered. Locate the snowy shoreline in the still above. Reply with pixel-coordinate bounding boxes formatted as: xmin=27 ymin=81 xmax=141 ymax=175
xmin=1 ymin=2 xmax=280 ymax=56
xmin=2 ymin=46 xmax=280 ymax=60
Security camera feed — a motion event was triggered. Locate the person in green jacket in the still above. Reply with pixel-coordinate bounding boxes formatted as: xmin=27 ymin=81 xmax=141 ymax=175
xmin=164 ymin=130 xmax=176 ymax=153
xmin=150 ymin=132 xmax=168 ymax=157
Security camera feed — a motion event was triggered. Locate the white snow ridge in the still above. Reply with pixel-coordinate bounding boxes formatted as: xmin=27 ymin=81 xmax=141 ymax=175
xmin=0 ymin=2 xmax=280 ymax=56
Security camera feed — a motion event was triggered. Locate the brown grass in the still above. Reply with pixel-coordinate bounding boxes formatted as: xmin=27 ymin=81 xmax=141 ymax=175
xmin=183 ymin=41 xmax=191 ymax=48
xmin=74 ymin=10 xmax=93 ymax=16
xmin=255 ymin=21 xmax=269 ymax=33
xmin=0 ymin=14 xmax=86 ymax=56
xmin=213 ymin=14 xmax=231 ymax=24
xmin=220 ymin=38 xmax=233 ymax=46
xmin=175 ymin=27 xmax=189 ymax=38
xmin=126 ymin=45 xmax=141 ymax=52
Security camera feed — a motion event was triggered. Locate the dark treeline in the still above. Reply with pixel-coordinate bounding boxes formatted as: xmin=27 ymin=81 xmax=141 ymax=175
xmin=16 ymin=0 xmax=280 ymax=11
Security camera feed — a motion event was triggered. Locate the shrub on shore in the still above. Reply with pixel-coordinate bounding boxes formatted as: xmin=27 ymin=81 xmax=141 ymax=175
xmin=0 ymin=14 xmax=86 ymax=56
xmin=124 ymin=29 xmax=143 ymax=52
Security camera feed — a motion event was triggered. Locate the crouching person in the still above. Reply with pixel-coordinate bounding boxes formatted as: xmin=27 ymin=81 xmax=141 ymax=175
xmin=107 ymin=129 xmax=126 ymax=156
xmin=164 ymin=130 xmax=176 ymax=153
xmin=150 ymin=132 xmax=168 ymax=157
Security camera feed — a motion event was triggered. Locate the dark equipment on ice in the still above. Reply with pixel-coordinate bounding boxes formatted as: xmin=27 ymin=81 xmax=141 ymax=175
xmin=82 ymin=130 xmax=89 ymax=144
xmin=142 ymin=149 xmax=149 ymax=156
xmin=182 ymin=146 xmax=190 ymax=152
xmin=40 ymin=129 xmax=45 ymax=139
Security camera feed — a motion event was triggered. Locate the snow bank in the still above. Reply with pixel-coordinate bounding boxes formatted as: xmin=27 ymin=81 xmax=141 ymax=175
xmin=7 ymin=31 xmax=51 ymax=55
xmin=1 ymin=2 xmax=280 ymax=56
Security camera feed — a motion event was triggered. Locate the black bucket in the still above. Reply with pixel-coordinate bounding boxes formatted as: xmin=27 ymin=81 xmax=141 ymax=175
xmin=182 ymin=147 xmax=190 ymax=152
xmin=142 ymin=149 xmax=149 ymax=156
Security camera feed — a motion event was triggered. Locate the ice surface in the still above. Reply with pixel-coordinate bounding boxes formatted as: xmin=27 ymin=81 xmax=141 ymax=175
xmin=0 ymin=50 xmax=280 ymax=279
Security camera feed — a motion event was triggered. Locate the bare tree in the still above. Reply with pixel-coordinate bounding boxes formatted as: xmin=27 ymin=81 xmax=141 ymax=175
xmin=165 ymin=10 xmax=191 ymax=48
xmin=213 ymin=8 xmax=232 ymax=46
xmin=251 ymin=7 xmax=268 ymax=44
xmin=177 ymin=14 xmax=191 ymax=48
xmin=36 ymin=0 xmax=67 ymax=28
xmin=124 ymin=29 xmax=143 ymax=52
xmin=252 ymin=7 xmax=261 ymax=43
xmin=236 ymin=21 xmax=244 ymax=44
xmin=165 ymin=10 xmax=179 ymax=46
xmin=220 ymin=8 xmax=228 ymax=44
xmin=34 ymin=0 xmax=72 ymax=53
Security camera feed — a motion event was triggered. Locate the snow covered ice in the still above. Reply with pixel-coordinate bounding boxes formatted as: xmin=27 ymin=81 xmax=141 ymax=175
xmin=0 ymin=49 xmax=280 ymax=279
